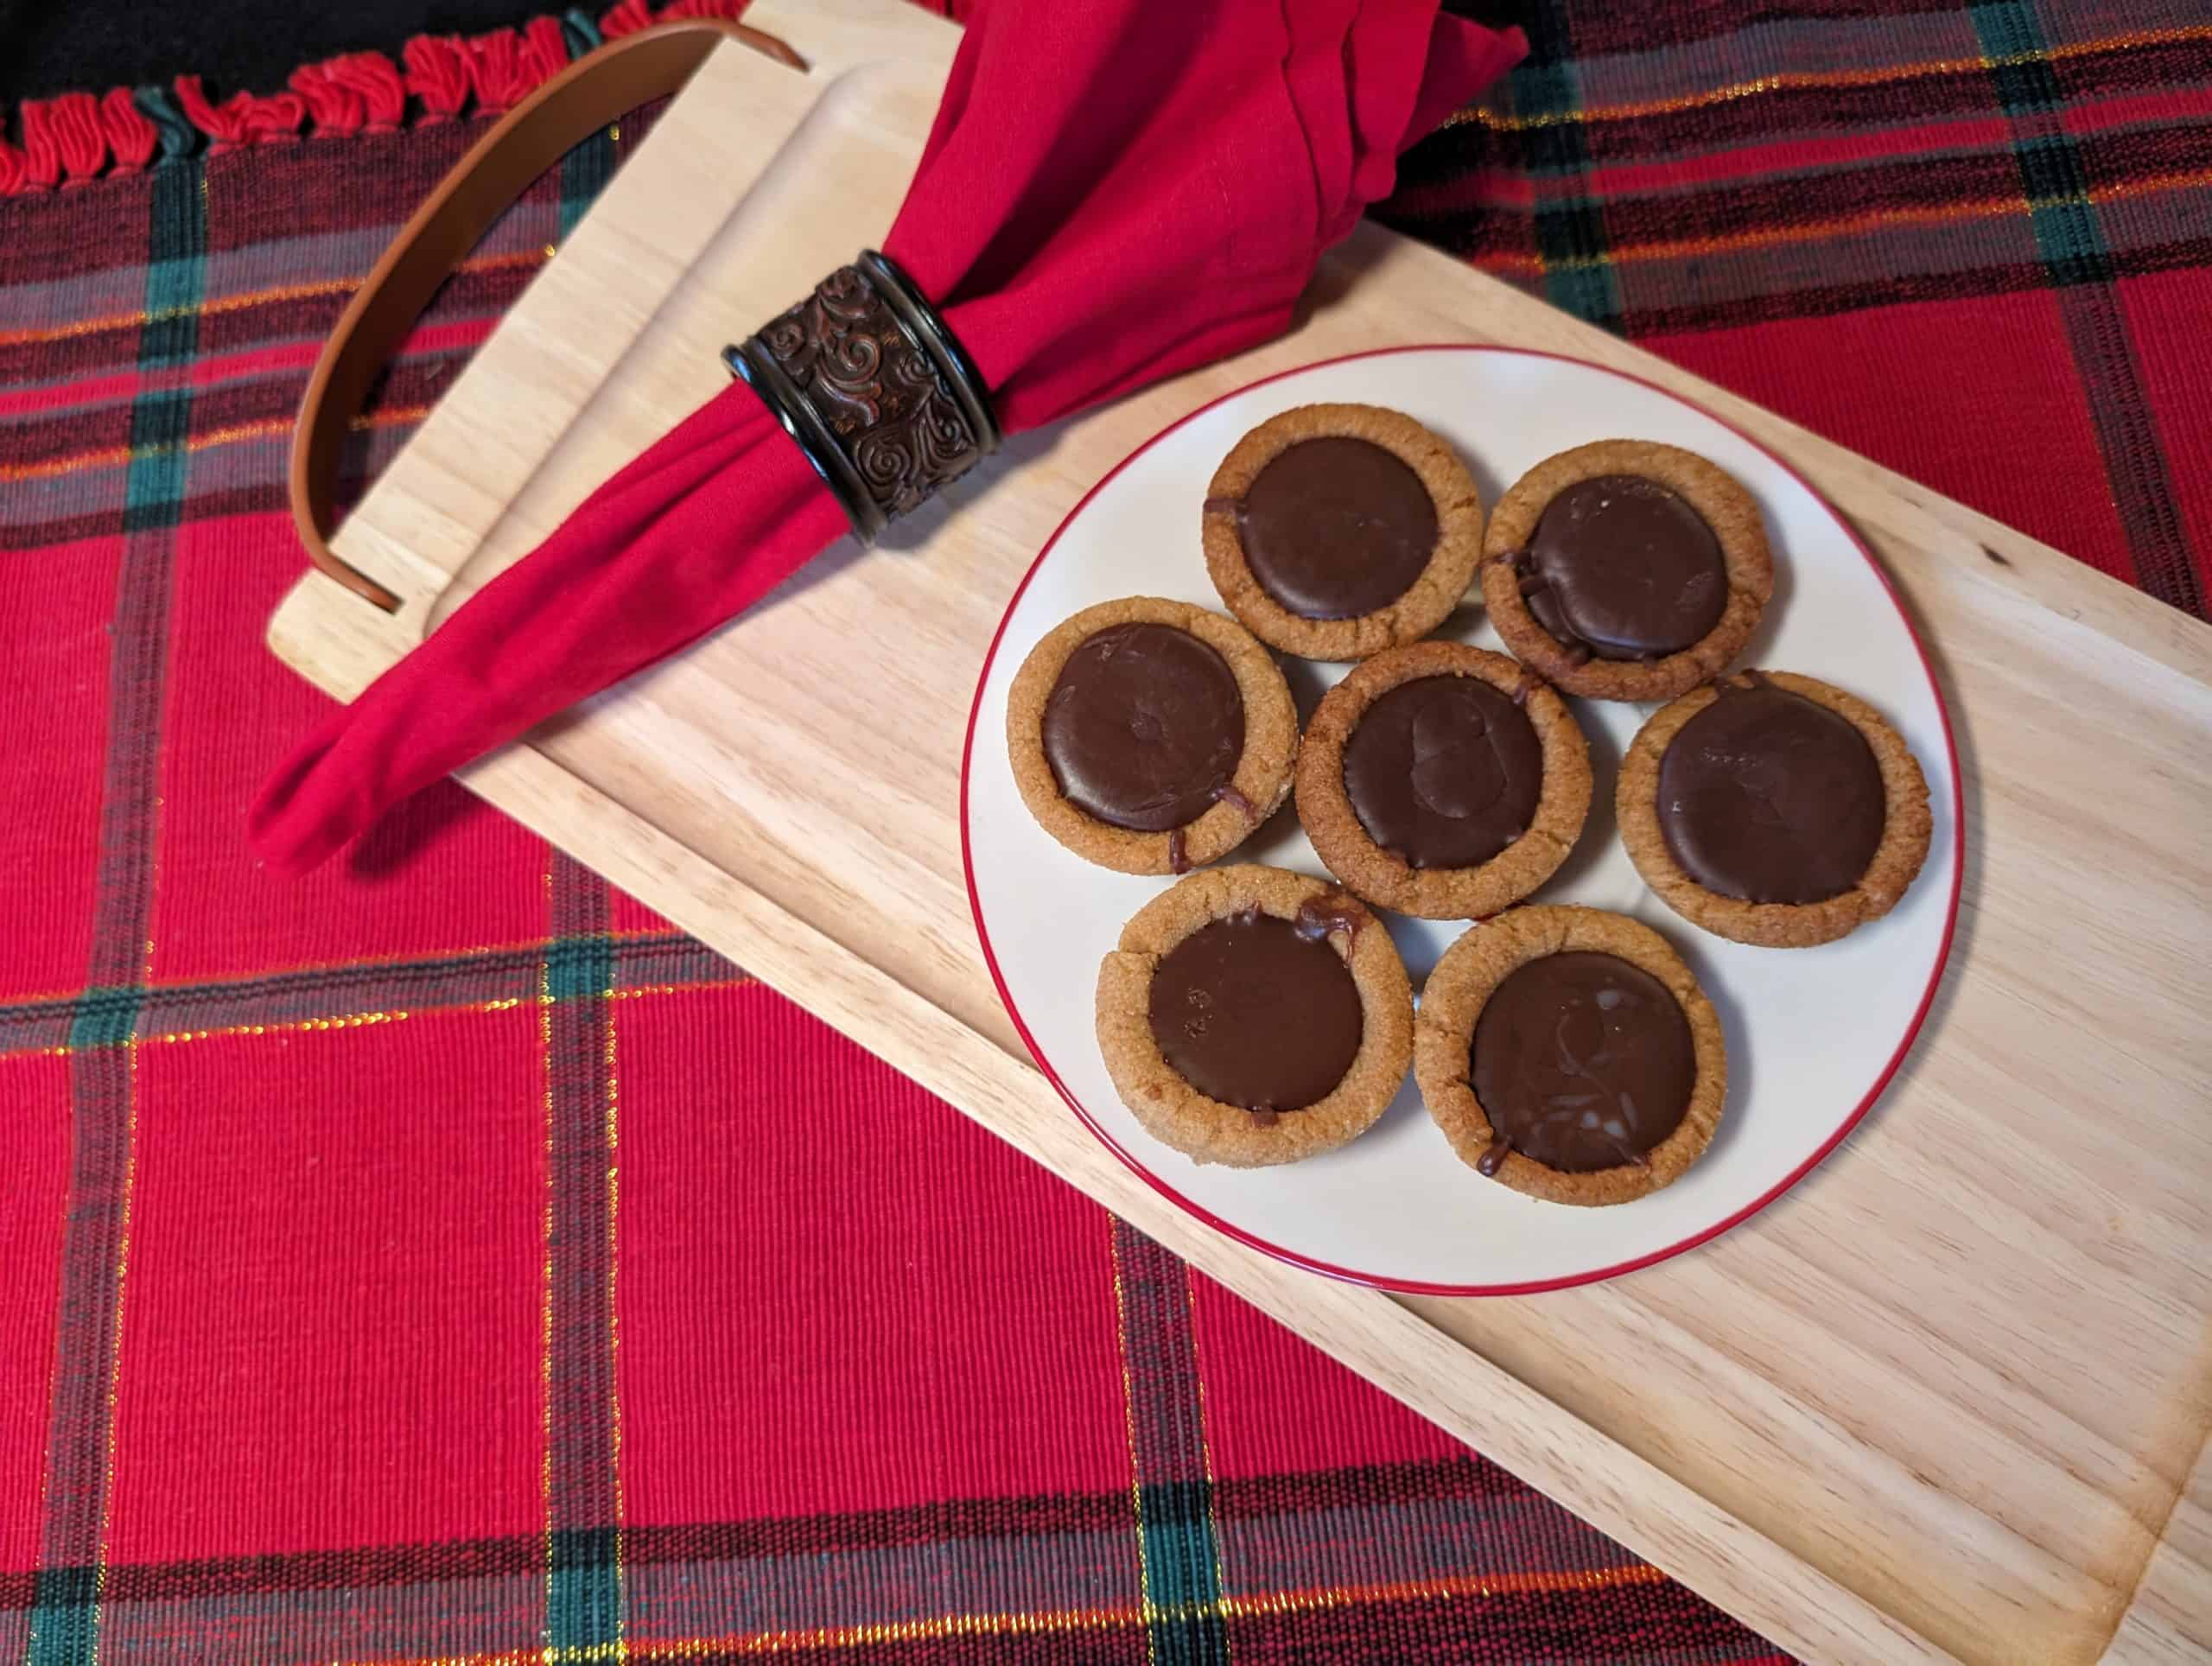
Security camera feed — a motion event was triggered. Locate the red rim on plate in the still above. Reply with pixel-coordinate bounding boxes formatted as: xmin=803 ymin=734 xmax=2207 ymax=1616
xmin=960 ymin=344 xmax=1966 ymax=1296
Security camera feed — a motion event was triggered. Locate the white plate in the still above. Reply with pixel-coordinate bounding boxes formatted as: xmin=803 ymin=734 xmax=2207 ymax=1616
xmin=962 ymin=347 xmax=1961 ymax=1294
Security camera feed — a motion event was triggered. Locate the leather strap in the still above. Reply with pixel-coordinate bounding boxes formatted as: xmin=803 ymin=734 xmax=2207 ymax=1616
xmin=288 ymin=19 xmax=805 ymax=612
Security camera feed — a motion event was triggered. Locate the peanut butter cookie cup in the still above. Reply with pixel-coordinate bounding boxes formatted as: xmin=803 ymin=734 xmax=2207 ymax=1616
xmin=1414 ymin=906 xmax=1726 ymax=1206
xmin=1202 ymin=404 xmax=1484 ymax=661
xmin=1007 ymin=597 xmax=1297 ymax=874
xmin=1482 ymin=439 xmax=1773 ymax=701
xmin=1295 ymin=643 xmax=1590 ymax=919
xmin=1096 ymin=866 xmax=1414 ymax=1167
xmin=1618 ymin=669 xmax=1932 ymax=948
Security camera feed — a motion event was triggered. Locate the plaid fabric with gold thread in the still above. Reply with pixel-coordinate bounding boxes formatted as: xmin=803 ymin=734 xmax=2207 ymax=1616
xmin=6 ymin=0 xmax=2208 ymax=1659
xmin=1402 ymin=0 xmax=2212 ymax=616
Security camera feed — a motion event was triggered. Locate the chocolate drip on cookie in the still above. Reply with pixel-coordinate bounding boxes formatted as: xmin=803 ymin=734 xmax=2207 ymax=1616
xmin=1293 ymin=886 xmax=1369 ymax=946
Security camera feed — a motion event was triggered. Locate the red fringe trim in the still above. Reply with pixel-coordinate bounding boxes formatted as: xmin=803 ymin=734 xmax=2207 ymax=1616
xmin=600 ymin=0 xmax=660 ymax=40
xmin=103 ymin=88 xmax=158 ymax=173
xmin=403 ymin=38 xmax=473 ymax=123
xmin=0 ymin=0 xmax=751 ymax=194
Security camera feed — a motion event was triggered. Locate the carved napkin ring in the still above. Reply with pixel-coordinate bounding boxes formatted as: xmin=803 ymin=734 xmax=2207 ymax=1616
xmin=725 ymin=250 xmax=1001 ymax=544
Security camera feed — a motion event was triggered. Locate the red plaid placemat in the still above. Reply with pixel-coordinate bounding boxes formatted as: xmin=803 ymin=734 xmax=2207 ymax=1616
xmin=1397 ymin=0 xmax=2212 ymax=618
xmin=3 ymin=1 xmax=2205 ymax=1660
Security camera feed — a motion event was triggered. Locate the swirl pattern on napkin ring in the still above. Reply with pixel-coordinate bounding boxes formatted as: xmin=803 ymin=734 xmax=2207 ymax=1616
xmin=724 ymin=251 xmax=1001 ymax=544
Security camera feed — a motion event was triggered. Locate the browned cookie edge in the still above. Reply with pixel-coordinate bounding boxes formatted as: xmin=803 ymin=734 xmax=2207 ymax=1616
xmin=1096 ymin=865 xmax=1414 ymax=1167
xmin=1203 ymin=403 xmax=1484 ymax=662
xmin=1617 ymin=670 xmax=1933 ymax=948
xmin=1007 ymin=596 xmax=1297 ymax=874
xmin=1482 ymin=439 xmax=1774 ymax=701
xmin=1294 ymin=642 xmax=1591 ymax=919
xmin=1412 ymin=904 xmax=1726 ymax=1205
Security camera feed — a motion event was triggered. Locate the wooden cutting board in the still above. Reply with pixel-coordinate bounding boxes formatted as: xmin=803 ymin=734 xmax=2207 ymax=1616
xmin=266 ymin=1 xmax=2212 ymax=1658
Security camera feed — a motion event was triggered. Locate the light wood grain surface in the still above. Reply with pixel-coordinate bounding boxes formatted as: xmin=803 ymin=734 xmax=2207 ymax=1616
xmin=267 ymin=3 xmax=2212 ymax=1659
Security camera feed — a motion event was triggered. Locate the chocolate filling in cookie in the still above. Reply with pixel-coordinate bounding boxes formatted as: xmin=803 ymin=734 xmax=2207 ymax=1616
xmin=1659 ymin=679 xmax=1885 ymax=904
xmin=1234 ymin=436 xmax=1439 ymax=620
xmin=1471 ymin=951 xmax=1694 ymax=1173
xmin=1043 ymin=623 xmax=1243 ymax=831
xmin=1146 ymin=910 xmax=1363 ymax=1112
xmin=1522 ymin=474 xmax=1726 ymax=660
xmin=1341 ymin=676 xmax=1542 ymax=869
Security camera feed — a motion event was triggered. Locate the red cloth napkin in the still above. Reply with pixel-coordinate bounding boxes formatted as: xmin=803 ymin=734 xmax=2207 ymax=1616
xmin=251 ymin=0 xmax=1524 ymax=872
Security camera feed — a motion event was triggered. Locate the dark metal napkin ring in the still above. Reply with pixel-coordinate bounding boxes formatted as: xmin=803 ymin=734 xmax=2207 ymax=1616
xmin=725 ymin=250 xmax=1000 ymax=544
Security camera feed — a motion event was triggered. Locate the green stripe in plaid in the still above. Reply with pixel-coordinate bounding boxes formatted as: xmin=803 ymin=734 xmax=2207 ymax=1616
xmin=1511 ymin=10 xmax=1624 ymax=330
xmin=0 ymin=932 xmax=742 ymax=1058
xmin=543 ymin=855 xmax=625 ymax=1656
xmin=29 ymin=156 xmax=209 ymax=1666
xmin=1969 ymin=0 xmax=2206 ymax=617
xmin=62 ymin=1456 xmax=1776 ymax=1661
xmin=558 ymin=95 xmax=619 ymax=242
xmin=1110 ymin=1223 xmax=1230 ymax=1664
